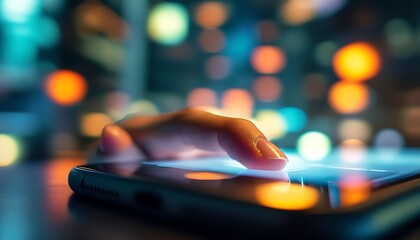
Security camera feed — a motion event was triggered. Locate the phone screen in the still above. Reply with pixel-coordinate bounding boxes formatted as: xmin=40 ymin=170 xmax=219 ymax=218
xmin=85 ymin=150 xmax=420 ymax=212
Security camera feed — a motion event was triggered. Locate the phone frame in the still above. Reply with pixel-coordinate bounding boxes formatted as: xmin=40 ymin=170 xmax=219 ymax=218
xmin=68 ymin=163 xmax=420 ymax=239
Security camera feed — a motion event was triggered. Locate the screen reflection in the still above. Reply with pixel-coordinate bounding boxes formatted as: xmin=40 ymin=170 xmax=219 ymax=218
xmin=255 ymin=182 xmax=320 ymax=210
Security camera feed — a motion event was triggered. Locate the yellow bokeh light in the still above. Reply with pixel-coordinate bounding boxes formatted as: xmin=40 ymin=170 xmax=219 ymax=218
xmin=44 ymin=70 xmax=88 ymax=106
xmin=80 ymin=113 xmax=113 ymax=137
xmin=328 ymin=82 xmax=370 ymax=114
xmin=195 ymin=2 xmax=228 ymax=29
xmin=254 ymin=110 xmax=286 ymax=140
xmin=333 ymin=42 xmax=381 ymax=82
xmin=148 ymin=3 xmax=189 ymax=45
xmin=255 ymin=182 xmax=320 ymax=210
xmin=0 ymin=134 xmax=20 ymax=167
xmin=297 ymin=131 xmax=331 ymax=161
xmin=184 ymin=172 xmax=232 ymax=181
xmin=251 ymin=46 xmax=286 ymax=74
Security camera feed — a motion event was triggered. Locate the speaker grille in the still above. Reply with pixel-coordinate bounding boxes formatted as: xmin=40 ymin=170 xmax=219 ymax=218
xmin=83 ymin=183 xmax=119 ymax=198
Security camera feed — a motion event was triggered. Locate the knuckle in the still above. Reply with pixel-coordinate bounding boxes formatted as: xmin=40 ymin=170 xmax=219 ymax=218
xmin=175 ymin=107 xmax=206 ymax=121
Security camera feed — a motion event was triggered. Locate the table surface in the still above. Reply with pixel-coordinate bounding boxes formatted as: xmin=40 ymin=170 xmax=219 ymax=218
xmin=0 ymin=158 xmax=419 ymax=240
xmin=0 ymin=158 xmax=203 ymax=240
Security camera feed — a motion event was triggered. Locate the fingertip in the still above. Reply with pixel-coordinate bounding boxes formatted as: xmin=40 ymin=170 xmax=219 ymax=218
xmin=219 ymin=119 xmax=288 ymax=170
xmin=99 ymin=124 xmax=134 ymax=155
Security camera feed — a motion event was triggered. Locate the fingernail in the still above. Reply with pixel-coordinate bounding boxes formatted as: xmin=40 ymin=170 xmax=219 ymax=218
xmin=256 ymin=138 xmax=288 ymax=161
xmin=99 ymin=124 xmax=128 ymax=154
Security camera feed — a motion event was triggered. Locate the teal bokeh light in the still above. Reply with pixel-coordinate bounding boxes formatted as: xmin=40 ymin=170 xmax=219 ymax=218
xmin=279 ymin=107 xmax=307 ymax=132
xmin=36 ymin=16 xmax=60 ymax=48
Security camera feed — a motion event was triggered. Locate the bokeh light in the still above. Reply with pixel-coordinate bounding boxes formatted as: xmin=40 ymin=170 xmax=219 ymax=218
xmin=148 ymin=3 xmax=188 ymax=45
xmin=280 ymin=0 xmax=316 ymax=25
xmin=80 ymin=113 xmax=113 ymax=137
xmin=255 ymin=182 xmax=320 ymax=210
xmin=385 ymin=18 xmax=414 ymax=56
xmin=251 ymin=46 xmax=286 ymax=74
xmin=339 ymin=174 xmax=371 ymax=207
xmin=44 ymin=70 xmax=88 ymax=106
xmin=104 ymin=91 xmax=130 ymax=120
xmin=255 ymin=110 xmax=286 ymax=140
xmin=303 ymin=73 xmax=328 ymax=99
xmin=127 ymin=100 xmax=160 ymax=115
xmin=37 ymin=16 xmax=60 ymax=48
xmin=222 ymin=89 xmax=254 ymax=118
xmin=314 ymin=41 xmax=338 ymax=67
xmin=279 ymin=107 xmax=307 ymax=132
xmin=198 ymin=29 xmax=225 ymax=53
xmin=253 ymin=76 xmax=282 ymax=102
xmin=1 ymin=0 xmax=40 ymax=23
xmin=402 ymin=107 xmax=420 ymax=138
xmin=338 ymin=118 xmax=371 ymax=141
xmin=297 ymin=131 xmax=332 ymax=161
xmin=373 ymin=128 xmax=405 ymax=149
xmin=76 ymin=0 xmax=126 ymax=40
xmin=333 ymin=42 xmax=381 ymax=82
xmin=328 ymin=82 xmax=370 ymax=114
xmin=339 ymin=139 xmax=366 ymax=163
xmin=195 ymin=1 xmax=228 ymax=29
xmin=257 ymin=20 xmax=280 ymax=43
xmin=0 ymin=134 xmax=20 ymax=166
xmin=184 ymin=172 xmax=232 ymax=180
xmin=314 ymin=0 xmax=347 ymax=17
xmin=282 ymin=29 xmax=309 ymax=53
xmin=205 ymin=55 xmax=231 ymax=80
xmin=187 ymin=88 xmax=217 ymax=107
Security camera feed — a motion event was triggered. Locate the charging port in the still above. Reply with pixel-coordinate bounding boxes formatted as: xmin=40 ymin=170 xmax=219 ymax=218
xmin=134 ymin=191 xmax=163 ymax=210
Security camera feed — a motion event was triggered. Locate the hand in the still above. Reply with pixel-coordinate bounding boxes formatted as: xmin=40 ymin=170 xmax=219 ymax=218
xmin=92 ymin=108 xmax=288 ymax=170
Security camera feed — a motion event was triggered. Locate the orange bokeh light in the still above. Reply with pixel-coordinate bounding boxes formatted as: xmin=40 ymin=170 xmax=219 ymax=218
xmin=195 ymin=2 xmax=228 ymax=29
xmin=255 ymin=182 xmax=320 ymax=210
xmin=333 ymin=42 xmax=381 ymax=82
xmin=251 ymin=46 xmax=286 ymax=74
xmin=184 ymin=172 xmax=232 ymax=181
xmin=222 ymin=89 xmax=254 ymax=118
xmin=329 ymin=82 xmax=370 ymax=114
xmin=253 ymin=76 xmax=282 ymax=102
xmin=280 ymin=0 xmax=316 ymax=25
xmin=339 ymin=175 xmax=371 ymax=207
xmin=44 ymin=70 xmax=88 ymax=106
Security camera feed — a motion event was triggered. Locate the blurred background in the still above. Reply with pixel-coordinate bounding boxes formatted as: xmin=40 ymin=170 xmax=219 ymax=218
xmin=1 ymin=0 xmax=420 ymax=166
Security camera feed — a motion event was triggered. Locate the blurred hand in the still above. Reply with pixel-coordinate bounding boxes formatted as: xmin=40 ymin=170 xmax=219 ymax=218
xmin=91 ymin=108 xmax=288 ymax=170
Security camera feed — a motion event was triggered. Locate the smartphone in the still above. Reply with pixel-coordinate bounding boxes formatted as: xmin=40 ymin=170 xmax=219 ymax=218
xmin=68 ymin=150 xmax=420 ymax=239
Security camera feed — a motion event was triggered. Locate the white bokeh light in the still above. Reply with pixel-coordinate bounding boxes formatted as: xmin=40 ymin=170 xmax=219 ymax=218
xmin=297 ymin=131 xmax=332 ymax=161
